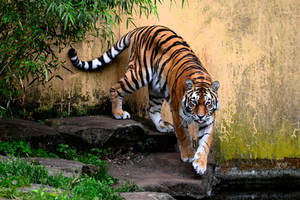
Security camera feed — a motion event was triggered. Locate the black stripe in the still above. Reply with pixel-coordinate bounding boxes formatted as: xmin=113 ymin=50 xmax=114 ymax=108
xmin=124 ymin=76 xmax=135 ymax=92
xmin=149 ymin=109 xmax=160 ymax=114
xmin=113 ymin=43 xmax=121 ymax=51
xmin=118 ymin=81 xmax=131 ymax=94
xmin=122 ymin=36 xmax=127 ymax=48
xmin=149 ymin=99 xmax=162 ymax=105
xmin=166 ymin=95 xmax=170 ymax=102
xmin=174 ymin=65 xmax=205 ymax=85
xmin=143 ymin=26 xmax=158 ymax=48
xmin=159 ymin=35 xmax=180 ymax=48
xmin=147 ymin=33 xmax=165 ymax=57
xmin=130 ymin=70 xmax=140 ymax=89
xmin=97 ymin=56 xmax=105 ymax=65
xmin=156 ymin=43 xmax=190 ymax=79
xmin=110 ymin=88 xmax=115 ymax=93
xmin=88 ymin=61 xmax=93 ymax=70
xmin=149 ymin=94 xmax=164 ymax=100
xmin=136 ymin=26 xmax=149 ymax=44
xmin=158 ymin=48 xmax=190 ymax=84
xmin=74 ymin=59 xmax=80 ymax=66
xmin=192 ymin=76 xmax=205 ymax=81
xmin=161 ymin=41 xmax=184 ymax=55
xmin=82 ymin=62 xmax=87 ymax=70
xmin=106 ymin=49 xmax=113 ymax=60
xmin=148 ymin=28 xmax=171 ymax=51
xmin=143 ymin=49 xmax=150 ymax=83
xmin=117 ymin=91 xmax=124 ymax=98
xmin=170 ymin=49 xmax=191 ymax=67
xmin=137 ymin=54 xmax=145 ymax=87
xmin=161 ymin=80 xmax=167 ymax=92
xmin=153 ymin=37 xmax=163 ymax=58
xmin=165 ymin=48 xmax=190 ymax=80
xmin=186 ymin=71 xmax=204 ymax=77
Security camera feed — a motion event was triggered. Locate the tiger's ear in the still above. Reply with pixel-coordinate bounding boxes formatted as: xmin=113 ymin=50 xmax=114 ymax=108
xmin=212 ymin=81 xmax=220 ymax=92
xmin=186 ymin=79 xmax=193 ymax=90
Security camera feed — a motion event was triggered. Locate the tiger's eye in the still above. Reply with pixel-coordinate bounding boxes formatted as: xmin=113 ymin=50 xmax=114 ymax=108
xmin=205 ymin=100 xmax=211 ymax=106
xmin=186 ymin=106 xmax=193 ymax=112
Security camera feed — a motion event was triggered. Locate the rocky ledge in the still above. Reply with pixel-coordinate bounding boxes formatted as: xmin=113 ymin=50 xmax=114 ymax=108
xmin=0 ymin=116 xmax=215 ymax=199
xmin=0 ymin=115 xmax=176 ymax=152
xmin=108 ymin=152 xmax=216 ymax=199
xmin=1 ymin=116 xmax=300 ymax=199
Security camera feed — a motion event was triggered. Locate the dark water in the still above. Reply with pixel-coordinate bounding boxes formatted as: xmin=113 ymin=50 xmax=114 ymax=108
xmin=175 ymin=179 xmax=300 ymax=200
xmin=176 ymin=191 xmax=300 ymax=200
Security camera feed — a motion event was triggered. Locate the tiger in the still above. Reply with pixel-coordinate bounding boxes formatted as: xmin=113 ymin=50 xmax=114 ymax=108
xmin=68 ymin=25 xmax=220 ymax=175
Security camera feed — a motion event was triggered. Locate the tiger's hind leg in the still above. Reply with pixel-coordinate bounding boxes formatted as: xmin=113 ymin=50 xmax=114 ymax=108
xmin=148 ymin=88 xmax=174 ymax=133
xmin=110 ymin=68 xmax=141 ymax=119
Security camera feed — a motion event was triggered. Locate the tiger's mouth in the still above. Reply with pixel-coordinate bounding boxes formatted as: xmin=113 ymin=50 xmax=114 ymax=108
xmin=197 ymin=120 xmax=205 ymax=124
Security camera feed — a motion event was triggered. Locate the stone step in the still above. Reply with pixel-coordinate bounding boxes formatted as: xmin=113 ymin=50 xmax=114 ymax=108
xmin=120 ymin=192 xmax=176 ymax=200
xmin=0 ymin=116 xmax=177 ymax=153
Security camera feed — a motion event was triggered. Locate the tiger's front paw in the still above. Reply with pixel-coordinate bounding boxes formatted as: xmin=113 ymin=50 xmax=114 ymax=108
xmin=113 ymin=110 xmax=131 ymax=119
xmin=156 ymin=121 xmax=174 ymax=133
xmin=192 ymin=154 xmax=207 ymax=175
xmin=180 ymin=147 xmax=195 ymax=163
xmin=193 ymin=159 xmax=207 ymax=175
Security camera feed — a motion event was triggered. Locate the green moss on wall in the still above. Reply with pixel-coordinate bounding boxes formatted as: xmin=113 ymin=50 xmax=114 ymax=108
xmin=214 ymin=109 xmax=300 ymax=162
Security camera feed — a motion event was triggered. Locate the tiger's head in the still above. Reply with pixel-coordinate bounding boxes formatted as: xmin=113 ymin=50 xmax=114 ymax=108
xmin=180 ymin=79 xmax=220 ymax=127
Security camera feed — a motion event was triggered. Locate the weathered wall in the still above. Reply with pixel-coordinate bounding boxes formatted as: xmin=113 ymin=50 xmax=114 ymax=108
xmin=26 ymin=0 xmax=300 ymax=161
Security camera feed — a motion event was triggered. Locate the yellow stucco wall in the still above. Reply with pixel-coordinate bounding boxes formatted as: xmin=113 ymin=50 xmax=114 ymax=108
xmin=26 ymin=0 xmax=300 ymax=161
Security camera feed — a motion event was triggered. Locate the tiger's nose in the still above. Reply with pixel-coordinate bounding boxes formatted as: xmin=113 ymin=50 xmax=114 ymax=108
xmin=198 ymin=115 xmax=205 ymax=120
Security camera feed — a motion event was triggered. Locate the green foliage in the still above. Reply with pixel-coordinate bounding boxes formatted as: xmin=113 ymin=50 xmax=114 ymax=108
xmin=0 ymin=0 xmax=184 ymax=118
xmin=0 ymin=140 xmax=114 ymax=182
xmin=0 ymin=141 xmax=32 ymax=157
xmin=57 ymin=144 xmax=111 ymax=180
xmin=0 ymin=140 xmax=142 ymax=199
xmin=22 ymin=188 xmax=70 ymax=200
xmin=137 ymin=138 xmax=157 ymax=152
xmin=0 ymin=158 xmax=123 ymax=200
xmin=71 ymin=176 xmax=122 ymax=200
xmin=57 ymin=144 xmax=78 ymax=160
xmin=0 ymin=158 xmax=60 ymax=188
xmin=115 ymin=180 xmax=142 ymax=192
xmin=0 ymin=140 xmax=57 ymax=158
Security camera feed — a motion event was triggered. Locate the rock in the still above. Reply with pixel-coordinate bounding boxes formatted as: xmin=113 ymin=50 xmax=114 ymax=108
xmin=1 ymin=156 xmax=101 ymax=179
xmin=17 ymin=184 xmax=62 ymax=193
xmin=46 ymin=116 xmax=176 ymax=152
xmin=121 ymin=192 xmax=176 ymax=200
xmin=0 ymin=116 xmax=176 ymax=153
xmin=108 ymin=152 xmax=218 ymax=199
xmin=28 ymin=157 xmax=84 ymax=177
xmin=0 ymin=118 xmax=58 ymax=151
xmin=82 ymin=164 xmax=101 ymax=177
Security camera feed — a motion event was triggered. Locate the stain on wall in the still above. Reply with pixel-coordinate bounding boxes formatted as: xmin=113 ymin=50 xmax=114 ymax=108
xmin=25 ymin=0 xmax=300 ymax=161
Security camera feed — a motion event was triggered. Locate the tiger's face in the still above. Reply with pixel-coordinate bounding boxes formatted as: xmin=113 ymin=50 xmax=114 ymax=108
xmin=180 ymin=79 xmax=220 ymax=127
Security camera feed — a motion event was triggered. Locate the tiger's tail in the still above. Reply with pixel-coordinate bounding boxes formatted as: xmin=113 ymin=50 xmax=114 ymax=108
xmin=68 ymin=32 xmax=132 ymax=71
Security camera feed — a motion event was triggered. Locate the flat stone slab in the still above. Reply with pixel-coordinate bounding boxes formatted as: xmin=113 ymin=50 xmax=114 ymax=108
xmin=29 ymin=157 xmax=85 ymax=177
xmin=108 ymin=152 xmax=216 ymax=199
xmin=17 ymin=184 xmax=63 ymax=193
xmin=0 ymin=118 xmax=57 ymax=140
xmin=121 ymin=192 xmax=175 ymax=200
xmin=0 ymin=116 xmax=176 ymax=152
xmin=0 ymin=156 xmax=97 ymax=178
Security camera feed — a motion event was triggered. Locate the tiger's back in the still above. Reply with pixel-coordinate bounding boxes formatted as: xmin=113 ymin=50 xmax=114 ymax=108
xmin=68 ymin=25 xmax=220 ymax=175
